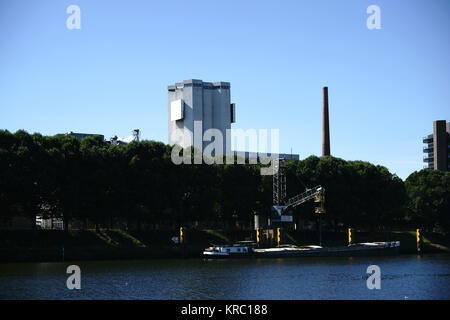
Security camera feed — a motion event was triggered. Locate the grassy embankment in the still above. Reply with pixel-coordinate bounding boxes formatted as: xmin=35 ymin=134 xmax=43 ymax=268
xmin=0 ymin=229 xmax=449 ymax=263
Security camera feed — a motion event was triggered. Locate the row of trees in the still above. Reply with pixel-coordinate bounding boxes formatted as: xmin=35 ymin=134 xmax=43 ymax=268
xmin=0 ymin=130 xmax=449 ymax=233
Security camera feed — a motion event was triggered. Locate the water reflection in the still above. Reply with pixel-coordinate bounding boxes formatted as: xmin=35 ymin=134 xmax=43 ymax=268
xmin=0 ymin=254 xmax=449 ymax=299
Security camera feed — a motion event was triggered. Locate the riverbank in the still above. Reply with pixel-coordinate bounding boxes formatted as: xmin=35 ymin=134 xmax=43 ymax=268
xmin=0 ymin=229 xmax=449 ymax=263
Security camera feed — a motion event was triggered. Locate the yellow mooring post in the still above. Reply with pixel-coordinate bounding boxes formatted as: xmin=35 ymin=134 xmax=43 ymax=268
xmin=277 ymin=228 xmax=282 ymax=246
xmin=348 ymin=228 xmax=353 ymax=246
xmin=179 ymin=227 xmax=184 ymax=245
xmin=256 ymin=228 xmax=261 ymax=247
xmin=416 ymin=228 xmax=422 ymax=254
xmin=266 ymin=229 xmax=270 ymax=246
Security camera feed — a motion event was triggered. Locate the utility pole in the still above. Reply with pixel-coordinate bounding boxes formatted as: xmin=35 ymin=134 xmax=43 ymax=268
xmin=318 ymin=216 xmax=322 ymax=246
xmin=314 ymin=188 xmax=326 ymax=246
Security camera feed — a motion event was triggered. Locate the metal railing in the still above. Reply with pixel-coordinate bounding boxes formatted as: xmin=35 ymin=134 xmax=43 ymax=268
xmin=422 ymin=135 xmax=433 ymax=143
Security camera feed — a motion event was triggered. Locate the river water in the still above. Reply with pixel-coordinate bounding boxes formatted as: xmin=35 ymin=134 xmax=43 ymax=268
xmin=0 ymin=254 xmax=449 ymax=299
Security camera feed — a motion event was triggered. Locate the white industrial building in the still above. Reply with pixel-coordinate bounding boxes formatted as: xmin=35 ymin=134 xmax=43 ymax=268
xmin=168 ymin=79 xmax=299 ymax=160
xmin=168 ymin=79 xmax=235 ymax=156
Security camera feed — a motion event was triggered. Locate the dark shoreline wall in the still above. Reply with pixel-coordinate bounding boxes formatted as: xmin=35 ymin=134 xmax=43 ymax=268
xmin=0 ymin=230 xmax=448 ymax=263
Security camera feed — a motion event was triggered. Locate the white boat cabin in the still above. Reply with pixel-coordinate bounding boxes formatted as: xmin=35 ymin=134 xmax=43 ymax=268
xmin=203 ymin=245 xmax=250 ymax=256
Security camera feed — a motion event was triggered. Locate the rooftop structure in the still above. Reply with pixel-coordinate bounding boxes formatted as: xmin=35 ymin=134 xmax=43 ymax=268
xmin=67 ymin=131 xmax=104 ymax=140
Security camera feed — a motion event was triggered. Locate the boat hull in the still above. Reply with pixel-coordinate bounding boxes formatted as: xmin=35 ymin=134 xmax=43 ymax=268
xmin=203 ymin=242 xmax=400 ymax=259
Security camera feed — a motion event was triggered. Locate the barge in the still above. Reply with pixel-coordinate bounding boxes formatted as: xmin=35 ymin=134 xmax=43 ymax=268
xmin=203 ymin=241 xmax=400 ymax=259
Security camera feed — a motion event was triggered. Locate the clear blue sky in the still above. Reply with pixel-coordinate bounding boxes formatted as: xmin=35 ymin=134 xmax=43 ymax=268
xmin=1 ymin=0 xmax=449 ymax=179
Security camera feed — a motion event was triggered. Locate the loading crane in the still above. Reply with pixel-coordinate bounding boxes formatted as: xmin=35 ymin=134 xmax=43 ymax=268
xmin=262 ymin=158 xmax=326 ymax=245
xmin=271 ymin=158 xmax=325 ymax=220
xmin=272 ymin=185 xmax=325 ymax=216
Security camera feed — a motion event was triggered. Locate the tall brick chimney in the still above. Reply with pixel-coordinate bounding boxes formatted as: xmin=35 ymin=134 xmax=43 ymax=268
xmin=322 ymin=86 xmax=330 ymax=156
